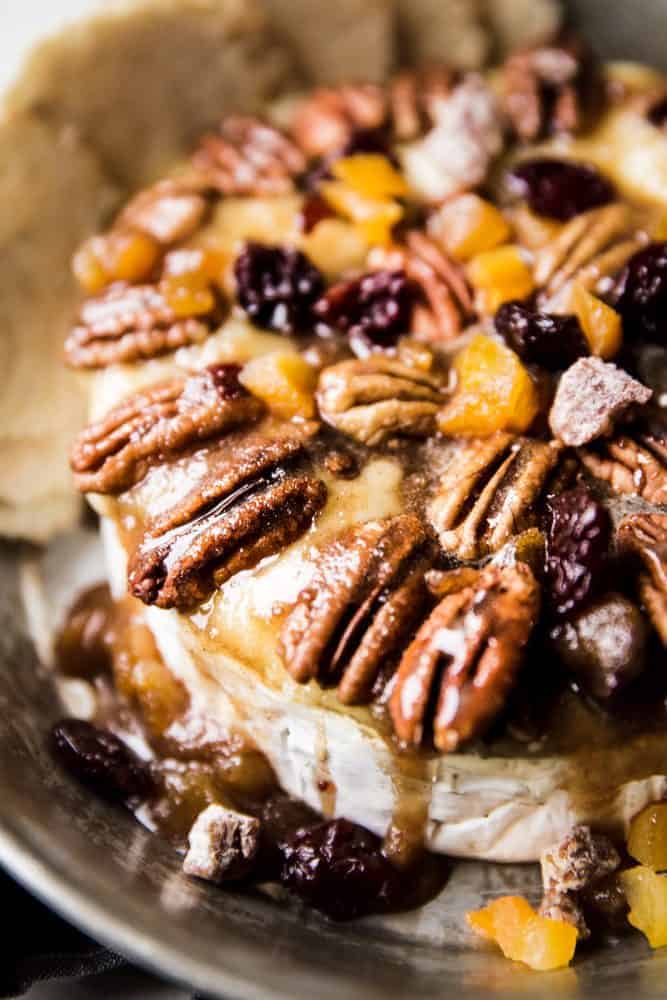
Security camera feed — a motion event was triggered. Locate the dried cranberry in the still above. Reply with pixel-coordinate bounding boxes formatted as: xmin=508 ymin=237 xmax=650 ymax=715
xmin=206 ymin=363 xmax=247 ymax=399
xmin=298 ymin=193 xmax=335 ymax=234
xmin=508 ymin=158 xmax=615 ymax=221
xmin=545 ymin=486 xmax=611 ymax=619
xmin=314 ymin=270 xmax=414 ymax=356
xmin=51 ymin=719 xmax=154 ymax=807
xmin=234 ymin=242 xmax=324 ymax=333
xmin=495 ymin=299 xmax=589 ymax=371
xmin=277 ymin=817 xmax=404 ymax=920
xmin=614 ymin=242 xmax=667 ymax=343
xmin=648 ymin=96 xmax=667 ymax=130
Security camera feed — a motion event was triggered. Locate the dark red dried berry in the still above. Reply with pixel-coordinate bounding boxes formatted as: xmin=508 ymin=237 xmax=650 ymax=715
xmin=298 ymin=193 xmax=335 ymax=234
xmin=234 ymin=242 xmax=324 ymax=333
xmin=508 ymin=158 xmax=615 ymax=221
xmin=545 ymin=486 xmax=611 ymax=619
xmin=614 ymin=242 xmax=667 ymax=343
xmin=204 ymin=363 xmax=248 ymax=399
xmin=277 ymin=817 xmax=404 ymax=921
xmin=51 ymin=718 xmax=154 ymax=807
xmin=314 ymin=270 xmax=414 ymax=357
xmin=648 ymin=96 xmax=667 ymax=130
xmin=495 ymin=299 xmax=589 ymax=371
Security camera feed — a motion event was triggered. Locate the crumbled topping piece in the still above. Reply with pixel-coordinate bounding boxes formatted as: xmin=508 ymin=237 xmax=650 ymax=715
xmin=192 ymin=116 xmax=306 ymax=196
xmin=618 ymin=512 xmax=667 ymax=645
xmin=540 ymin=825 xmax=621 ymax=939
xmin=390 ymin=562 xmax=540 ymax=751
xmin=428 ymin=433 xmax=562 ymax=560
xmin=183 ymin=803 xmax=260 ymax=883
xmin=234 ymin=242 xmax=324 ymax=334
xmin=70 ymin=365 xmax=263 ymax=495
xmin=548 ymin=357 xmax=651 ymax=447
xmin=290 ymin=85 xmax=387 ymax=159
xmin=400 ymin=75 xmax=504 ymax=201
xmin=580 ymin=429 xmax=667 ymax=505
xmin=317 ymin=357 xmax=444 ymax=446
xmin=314 ymin=270 xmax=414 ymax=357
xmin=502 ymin=37 xmax=600 ymax=142
xmin=281 ymin=515 xmax=430 ymax=705
xmin=65 ymin=279 xmax=224 ymax=370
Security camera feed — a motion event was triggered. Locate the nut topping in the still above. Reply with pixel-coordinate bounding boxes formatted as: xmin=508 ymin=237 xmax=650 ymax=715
xmin=428 ymin=433 xmax=562 ymax=560
xmin=618 ymin=512 xmax=667 ymax=644
xmin=192 ymin=116 xmax=306 ymax=196
xmin=118 ymin=178 xmax=210 ymax=246
xmin=70 ymin=364 xmax=263 ymax=495
xmin=65 ymin=279 xmax=224 ymax=370
xmin=280 ymin=515 xmax=431 ymax=705
xmin=580 ymin=429 xmax=667 ymax=505
xmin=290 ymin=85 xmax=387 ymax=158
xmin=389 ymin=67 xmax=457 ymax=141
xmin=549 ymin=358 xmax=652 ymax=447
xmin=183 ymin=803 xmax=260 ymax=883
xmin=317 ymin=357 xmax=444 ymax=446
xmin=390 ymin=562 xmax=540 ymax=751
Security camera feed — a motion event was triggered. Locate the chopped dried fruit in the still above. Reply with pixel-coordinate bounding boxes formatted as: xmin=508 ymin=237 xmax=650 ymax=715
xmin=320 ymin=180 xmax=403 ymax=245
xmin=73 ymin=231 xmax=161 ymax=293
xmin=467 ymin=896 xmax=577 ymax=971
xmin=314 ymin=270 xmax=414 ymax=357
xmin=234 ymin=242 xmax=324 ymax=334
xmin=615 ymin=242 xmax=667 ymax=343
xmin=428 ymin=194 xmax=511 ymax=261
xmin=331 ymin=154 xmax=409 ymax=199
xmin=437 ymin=334 xmax=540 ymax=437
xmin=571 ymin=283 xmax=623 ymax=359
xmin=620 ymin=866 xmax=667 ymax=949
xmin=494 ymin=299 xmax=589 ymax=371
xmin=628 ymin=803 xmax=667 ymax=871
xmin=302 ymin=219 xmax=369 ymax=279
xmin=467 ymin=245 xmax=535 ymax=314
xmin=545 ymin=486 xmax=611 ymax=619
xmin=240 ymin=351 xmax=317 ymax=419
xmin=508 ymin=158 xmax=616 ymax=222
xmin=51 ymin=719 xmax=154 ymax=807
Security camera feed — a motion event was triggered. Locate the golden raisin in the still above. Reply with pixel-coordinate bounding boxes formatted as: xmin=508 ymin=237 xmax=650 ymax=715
xmin=628 ymin=803 xmax=667 ymax=871
xmin=620 ymin=866 xmax=667 ymax=948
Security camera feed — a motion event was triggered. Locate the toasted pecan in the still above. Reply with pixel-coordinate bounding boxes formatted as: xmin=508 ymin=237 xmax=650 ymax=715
xmin=280 ymin=514 xmax=431 ymax=705
xmin=65 ymin=279 xmax=224 ymax=370
xmin=428 ymin=433 xmax=563 ymax=560
xmin=118 ymin=178 xmax=210 ymax=246
xmin=389 ymin=66 xmax=457 ymax=141
xmin=289 ymin=85 xmax=387 ymax=158
xmin=192 ymin=116 xmax=306 ymax=196
xmin=390 ymin=562 xmax=540 ymax=751
xmin=618 ymin=512 xmax=667 ymax=644
xmin=580 ymin=429 xmax=667 ymax=505
xmin=70 ymin=364 xmax=263 ymax=495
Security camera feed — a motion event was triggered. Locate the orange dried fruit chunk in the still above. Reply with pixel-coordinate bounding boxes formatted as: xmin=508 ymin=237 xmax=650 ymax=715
xmin=620 ymin=866 xmax=667 ymax=948
xmin=628 ymin=803 xmax=667 ymax=871
xmin=430 ymin=194 xmax=511 ymax=261
xmin=331 ymin=154 xmax=409 ymax=199
xmin=467 ymin=896 xmax=577 ymax=971
xmin=437 ymin=334 xmax=540 ymax=436
xmin=321 ymin=180 xmax=403 ymax=246
xmin=240 ymin=351 xmax=317 ymax=419
xmin=73 ymin=231 xmax=160 ymax=293
xmin=468 ymin=244 xmax=535 ymax=314
xmin=571 ymin=283 xmax=623 ymax=360
xmin=161 ymin=275 xmax=216 ymax=317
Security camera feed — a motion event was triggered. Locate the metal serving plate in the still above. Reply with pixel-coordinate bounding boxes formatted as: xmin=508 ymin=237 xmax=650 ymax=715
xmin=3 ymin=2 xmax=667 ymax=996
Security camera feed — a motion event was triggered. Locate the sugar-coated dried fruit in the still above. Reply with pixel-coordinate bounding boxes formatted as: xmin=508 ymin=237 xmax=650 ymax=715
xmin=240 ymin=351 xmax=317 ymax=419
xmin=73 ymin=231 xmax=161 ymax=293
xmin=571 ymin=283 xmax=623 ymax=359
xmin=508 ymin=158 xmax=616 ymax=222
xmin=437 ymin=334 xmax=540 ymax=436
xmin=320 ymin=180 xmax=403 ymax=245
xmin=628 ymin=803 xmax=667 ymax=872
xmin=620 ymin=866 xmax=667 ymax=949
xmin=467 ymin=245 xmax=535 ymax=314
xmin=545 ymin=486 xmax=611 ymax=619
xmin=331 ymin=154 xmax=409 ymax=199
xmin=51 ymin=718 xmax=154 ymax=807
xmin=234 ymin=242 xmax=324 ymax=333
xmin=494 ymin=299 xmax=589 ymax=371
xmin=467 ymin=895 xmax=577 ymax=971
xmin=428 ymin=193 xmax=511 ymax=261
xmin=314 ymin=270 xmax=414 ymax=356
xmin=615 ymin=242 xmax=667 ymax=343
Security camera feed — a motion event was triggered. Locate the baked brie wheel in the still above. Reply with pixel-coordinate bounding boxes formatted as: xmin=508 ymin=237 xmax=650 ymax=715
xmin=50 ymin=28 xmax=667 ymax=944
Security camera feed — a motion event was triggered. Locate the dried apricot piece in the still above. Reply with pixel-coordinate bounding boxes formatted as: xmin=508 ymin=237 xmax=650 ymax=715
xmin=73 ymin=231 xmax=161 ymax=293
xmin=430 ymin=194 xmax=511 ymax=261
xmin=321 ymin=180 xmax=403 ymax=246
xmin=467 ymin=895 xmax=577 ymax=971
xmin=468 ymin=245 xmax=535 ymax=314
xmin=437 ymin=334 xmax=540 ymax=436
xmin=240 ymin=351 xmax=317 ymax=418
xmin=620 ymin=865 xmax=667 ymax=948
xmin=628 ymin=803 xmax=667 ymax=871
xmin=332 ymin=154 xmax=409 ymax=199
xmin=571 ymin=283 xmax=623 ymax=359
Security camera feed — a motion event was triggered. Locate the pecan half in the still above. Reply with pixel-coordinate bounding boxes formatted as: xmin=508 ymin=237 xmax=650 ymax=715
xmin=118 ymin=178 xmax=210 ymax=246
xmin=65 ymin=279 xmax=224 ymax=370
xmin=618 ymin=512 xmax=667 ymax=644
xmin=534 ymin=203 xmax=646 ymax=309
xmin=428 ymin=434 xmax=563 ymax=560
xmin=290 ymin=85 xmax=386 ymax=158
xmin=70 ymin=364 xmax=263 ymax=495
xmin=580 ymin=429 xmax=667 ymax=505
xmin=317 ymin=357 xmax=445 ymax=446
xmin=280 ymin=515 xmax=431 ymax=705
xmin=503 ymin=36 xmax=600 ymax=142
xmin=389 ymin=67 xmax=457 ymax=141
xmin=192 ymin=116 xmax=306 ymax=196
xmin=390 ymin=563 xmax=540 ymax=751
